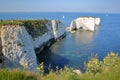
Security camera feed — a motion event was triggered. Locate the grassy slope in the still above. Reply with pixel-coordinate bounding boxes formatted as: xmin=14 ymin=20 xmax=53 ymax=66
xmin=0 ymin=69 xmax=40 ymax=80
xmin=0 ymin=59 xmax=120 ymax=80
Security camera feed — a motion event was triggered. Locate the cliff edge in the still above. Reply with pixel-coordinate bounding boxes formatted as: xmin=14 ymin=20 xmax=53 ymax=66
xmin=0 ymin=19 xmax=66 ymax=72
xmin=1 ymin=25 xmax=38 ymax=72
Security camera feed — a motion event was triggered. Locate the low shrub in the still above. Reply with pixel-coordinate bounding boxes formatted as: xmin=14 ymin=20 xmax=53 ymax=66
xmin=85 ymin=54 xmax=103 ymax=75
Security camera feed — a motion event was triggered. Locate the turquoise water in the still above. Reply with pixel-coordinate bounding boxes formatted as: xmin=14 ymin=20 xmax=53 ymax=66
xmin=1 ymin=12 xmax=120 ymax=70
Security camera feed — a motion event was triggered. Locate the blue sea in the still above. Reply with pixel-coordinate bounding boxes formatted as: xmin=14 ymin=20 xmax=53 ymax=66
xmin=1 ymin=12 xmax=120 ymax=70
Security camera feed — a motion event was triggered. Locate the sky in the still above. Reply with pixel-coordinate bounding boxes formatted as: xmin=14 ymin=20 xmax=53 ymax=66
xmin=0 ymin=0 xmax=120 ymax=13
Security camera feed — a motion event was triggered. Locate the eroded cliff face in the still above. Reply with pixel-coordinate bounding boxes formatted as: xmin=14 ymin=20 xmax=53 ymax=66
xmin=0 ymin=30 xmax=3 ymax=68
xmin=0 ymin=20 xmax=66 ymax=71
xmin=51 ymin=20 xmax=66 ymax=40
xmin=32 ymin=20 xmax=66 ymax=53
xmin=1 ymin=25 xmax=38 ymax=72
xmin=68 ymin=17 xmax=101 ymax=31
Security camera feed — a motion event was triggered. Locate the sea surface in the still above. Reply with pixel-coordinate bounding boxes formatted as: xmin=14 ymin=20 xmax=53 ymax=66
xmin=1 ymin=12 xmax=120 ymax=70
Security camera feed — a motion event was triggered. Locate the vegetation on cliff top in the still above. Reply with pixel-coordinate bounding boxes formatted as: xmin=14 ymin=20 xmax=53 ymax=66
xmin=0 ymin=52 xmax=120 ymax=80
xmin=23 ymin=20 xmax=49 ymax=38
xmin=0 ymin=19 xmax=49 ymax=38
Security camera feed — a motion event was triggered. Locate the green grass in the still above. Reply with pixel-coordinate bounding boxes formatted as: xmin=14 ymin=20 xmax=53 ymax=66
xmin=0 ymin=19 xmax=49 ymax=38
xmin=23 ymin=19 xmax=49 ymax=38
xmin=0 ymin=20 xmax=23 ymax=26
xmin=1 ymin=64 xmax=119 ymax=80
xmin=0 ymin=52 xmax=120 ymax=80
xmin=0 ymin=69 xmax=39 ymax=80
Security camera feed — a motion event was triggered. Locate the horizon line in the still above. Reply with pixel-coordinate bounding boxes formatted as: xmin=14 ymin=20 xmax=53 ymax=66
xmin=0 ymin=11 xmax=120 ymax=14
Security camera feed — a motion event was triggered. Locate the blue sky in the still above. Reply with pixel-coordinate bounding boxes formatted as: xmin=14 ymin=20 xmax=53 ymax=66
xmin=0 ymin=0 xmax=120 ymax=13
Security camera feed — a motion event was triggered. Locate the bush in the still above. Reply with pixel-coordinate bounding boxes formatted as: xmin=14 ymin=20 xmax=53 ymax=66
xmin=85 ymin=52 xmax=120 ymax=76
xmin=85 ymin=54 xmax=102 ymax=75
xmin=103 ymin=52 xmax=119 ymax=67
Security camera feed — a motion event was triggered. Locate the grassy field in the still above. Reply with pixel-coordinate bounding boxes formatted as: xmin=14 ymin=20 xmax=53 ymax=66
xmin=0 ymin=52 xmax=120 ymax=80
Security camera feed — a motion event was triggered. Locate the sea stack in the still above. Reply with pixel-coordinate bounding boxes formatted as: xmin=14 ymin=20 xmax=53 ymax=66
xmin=67 ymin=17 xmax=101 ymax=32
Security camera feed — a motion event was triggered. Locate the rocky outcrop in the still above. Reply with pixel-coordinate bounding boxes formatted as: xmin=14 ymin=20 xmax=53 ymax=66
xmin=0 ymin=20 xmax=66 ymax=71
xmin=32 ymin=20 xmax=66 ymax=53
xmin=73 ymin=69 xmax=82 ymax=75
xmin=95 ymin=17 xmax=101 ymax=25
xmin=68 ymin=17 xmax=100 ymax=31
xmin=51 ymin=20 xmax=66 ymax=40
xmin=1 ymin=25 xmax=38 ymax=72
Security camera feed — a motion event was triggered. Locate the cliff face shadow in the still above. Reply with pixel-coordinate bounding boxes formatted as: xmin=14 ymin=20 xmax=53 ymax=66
xmin=0 ymin=30 xmax=3 ymax=67
xmin=36 ymin=48 xmax=69 ymax=71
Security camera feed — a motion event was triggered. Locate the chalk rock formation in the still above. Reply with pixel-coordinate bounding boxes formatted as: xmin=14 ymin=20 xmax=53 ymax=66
xmin=33 ymin=20 xmax=66 ymax=48
xmin=51 ymin=20 xmax=66 ymax=40
xmin=32 ymin=20 xmax=66 ymax=53
xmin=32 ymin=22 xmax=53 ymax=51
xmin=68 ymin=17 xmax=101 ymax=31
xmin=33 ymin=33 xmax=51 ymax=48
xmin=95 ymin=17 xmax=101 ymax=25
xmin=0 ymin=19 xmax=66 ymax=71
xmin=1 ymin=25 xmax=38 ymax=72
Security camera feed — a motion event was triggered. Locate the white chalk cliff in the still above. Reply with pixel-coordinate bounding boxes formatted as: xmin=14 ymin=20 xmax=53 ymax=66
xmin=51 ymin=20 xmax=66 ymax=40
xmin=32 ymin=20 xmax=66 ymax=53
xmin=1 ymin=25 xmax=38 ymax=72
xmin=0 ymin=20 xmax=66 ymax=71
xmin=68 ymin=17 xmax=101 ymax=31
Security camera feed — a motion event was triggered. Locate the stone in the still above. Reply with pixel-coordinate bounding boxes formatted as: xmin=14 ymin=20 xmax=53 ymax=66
xmin=73 ymin=69 xmax=82 ymax=75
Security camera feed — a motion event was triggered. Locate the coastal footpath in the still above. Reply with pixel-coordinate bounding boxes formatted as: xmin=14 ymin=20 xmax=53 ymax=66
xmin=67 ymin=17 xmax=100 ymax=31
xmin=0 ymin=19 xmax=66 ymax=72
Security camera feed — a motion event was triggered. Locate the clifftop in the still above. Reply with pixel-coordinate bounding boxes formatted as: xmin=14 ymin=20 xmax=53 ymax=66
xmin=0 ymin=19 xmax=49 ymax=38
